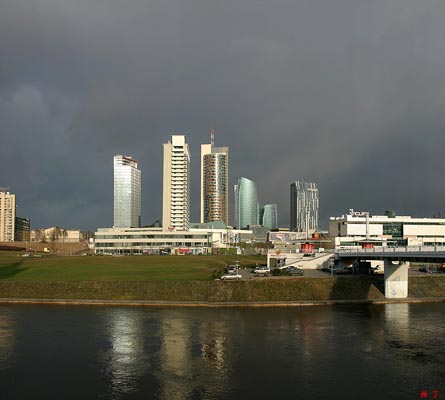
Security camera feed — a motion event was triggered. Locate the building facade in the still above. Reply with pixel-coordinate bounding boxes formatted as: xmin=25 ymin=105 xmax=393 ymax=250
xmin=95 ymin=227 xmax=211 ymax=255
xmin=0 ymin=191 xmax=16 ymax=242
xmin=200 ymin=143 xmax=229 ymax=225
xmin=290 ymin=181 xmax=319 ymax=234
xmin=234 ymin=177 xmax=259 ymax=229
xmin=94 ymin=226 xmax=251 ymax=255
xmin=162 ymin=135 xmax=190 ymax=230
xmin=329 ymin=210 xmax=445 ymax=248
xmin=30 ymin=227 xmax=84 ymax=243
xmin=261 ymin=204 xmax=278 ymax=230
xmin=114 ymin=155 xmax=141 ymax=228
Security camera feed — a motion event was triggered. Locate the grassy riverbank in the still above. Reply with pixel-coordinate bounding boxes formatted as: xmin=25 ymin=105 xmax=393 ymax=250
xmin=1 ymin=252 xmax=444 ymax=303
xmin=0 ymin=252 xmax=264 ymax=281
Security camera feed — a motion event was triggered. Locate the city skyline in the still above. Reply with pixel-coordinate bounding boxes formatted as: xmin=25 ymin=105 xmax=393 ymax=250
xmin=2 ymin=0 xmax=445 ymax=231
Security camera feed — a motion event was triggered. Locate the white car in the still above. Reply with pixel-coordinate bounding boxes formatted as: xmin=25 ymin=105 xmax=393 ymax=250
xmin=254 ymin=266 xmax=270 ymax=275
xmin=221 ymin=274 xmax=242 ymax=280
xmin=227 ymin=265 xmax=237 ymax=274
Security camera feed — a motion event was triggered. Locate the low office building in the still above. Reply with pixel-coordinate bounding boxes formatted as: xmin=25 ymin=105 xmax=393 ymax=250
xmin=31 ymin=227 xmax=84 ymax=243
xmin=329 ymin=210 xmax=445 ymax=248
xmin=94 ymin=226 xmax=252 ymax=255
xmin=94 ymin=227 xmax=212 ymax=255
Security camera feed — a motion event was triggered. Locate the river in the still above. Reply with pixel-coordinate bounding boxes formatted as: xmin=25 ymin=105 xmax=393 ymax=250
xmin=0 ymin=303 xmax=443 ymax=399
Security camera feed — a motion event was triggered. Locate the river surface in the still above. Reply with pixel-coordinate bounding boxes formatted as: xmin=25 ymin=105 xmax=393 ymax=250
xmin=0 ymin=303 xmax=443 ymax=400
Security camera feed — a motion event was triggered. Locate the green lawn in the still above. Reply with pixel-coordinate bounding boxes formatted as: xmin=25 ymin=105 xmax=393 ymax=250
xmin=0 ymin=252 xmax=266 ymax=281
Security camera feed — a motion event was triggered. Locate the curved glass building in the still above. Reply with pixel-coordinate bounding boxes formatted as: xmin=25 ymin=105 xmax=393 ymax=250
xmin=261 ymin=204 xmax=278 ymax=229
xmin=234 ymin=177 xmax=259 ymax=229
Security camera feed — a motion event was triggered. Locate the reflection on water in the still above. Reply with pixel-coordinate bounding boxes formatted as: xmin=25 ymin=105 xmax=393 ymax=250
xmin=158 ymin=311 xmax=233 ymax=400
xmin=199 ymin=321 xmax=228 ymax=372
xmin=104 ymin=308 xmax=149 ymax=397
xmin=385 ymin=302 xmax=410 ymax=339
xmin=0 ymin=307 xmax=14 ymax=366
xmin=0 ymin=303 xmax=443 ymax=400
xmin=159 ymin=312 xmax=192 ymax=399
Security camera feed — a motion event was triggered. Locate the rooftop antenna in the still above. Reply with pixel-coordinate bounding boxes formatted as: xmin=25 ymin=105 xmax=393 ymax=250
xmin=210 ymin=128 xmax=215 ymax=148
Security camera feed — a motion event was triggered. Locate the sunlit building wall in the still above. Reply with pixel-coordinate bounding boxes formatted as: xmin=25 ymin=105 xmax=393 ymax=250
xmin=329 ymin=210 xmax=445 ymax=248
xmin=162 ymin=135 xmax=191 ymax=231
xmin=0 ymin=191 xmax=16 ymax=242
xmin=114 ymin=155 xmax=141 ymax=228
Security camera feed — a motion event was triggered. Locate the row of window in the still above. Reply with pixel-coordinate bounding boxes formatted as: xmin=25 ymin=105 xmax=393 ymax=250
xmin=96 ymin=242 xmax=210 ymax=248
xmin=96 ymin=234 xmax=208 ymax=239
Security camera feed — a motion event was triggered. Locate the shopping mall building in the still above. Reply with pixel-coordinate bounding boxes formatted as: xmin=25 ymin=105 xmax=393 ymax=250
xmin=329 ymin=210 xmax=445 ymax=248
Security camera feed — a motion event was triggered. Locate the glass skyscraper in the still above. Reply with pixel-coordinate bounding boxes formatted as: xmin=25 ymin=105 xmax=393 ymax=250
xmin=114 ymin=155 xmax=141 ymax=228
xmin=290 ymin=181 xmax=318 ymax=234
xmin=261 ymin=204 xmax=278 ymax=229
xmin=234 ymin=177 xmax=259 ymax=229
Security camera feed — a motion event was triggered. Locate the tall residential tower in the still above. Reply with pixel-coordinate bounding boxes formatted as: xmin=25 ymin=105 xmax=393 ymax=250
xmin=290 ymin=181 xmax=319 ymax=234
xmin=234 ymin=177 xmax=259 ymax=229
xmin=0 ymin=191 xmax=16 ymax=241
xmin=162 ymin=135 xmax=190 ymax=230
xmin=114 ymin=155 xmax=141 ymax=228
xmin=200 ymin=135 xmax=229 ymax=225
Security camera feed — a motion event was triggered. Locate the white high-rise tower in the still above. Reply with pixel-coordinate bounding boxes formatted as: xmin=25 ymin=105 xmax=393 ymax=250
xmin=113 ymin=155 xmax=141 ymax=228
xmin=162 ymin=135 xmax=190 ymax=230
xmin=0 ymin=190 xmax=16 ymax=241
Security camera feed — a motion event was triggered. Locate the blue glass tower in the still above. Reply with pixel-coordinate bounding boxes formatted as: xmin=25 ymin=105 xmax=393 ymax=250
xmin=261 ymin=204 xmax=278 ymax=229
xmin=234 ymin=177 xmax=259 ymax=229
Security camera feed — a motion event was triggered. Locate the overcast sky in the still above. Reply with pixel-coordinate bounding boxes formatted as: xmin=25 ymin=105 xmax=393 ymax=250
xmin=2 ymin=0 xmax=445 ymax=231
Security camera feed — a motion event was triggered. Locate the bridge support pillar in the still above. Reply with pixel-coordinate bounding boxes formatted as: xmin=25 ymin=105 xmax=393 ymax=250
xmin=384 ymin=260 xmax=409 ymax=298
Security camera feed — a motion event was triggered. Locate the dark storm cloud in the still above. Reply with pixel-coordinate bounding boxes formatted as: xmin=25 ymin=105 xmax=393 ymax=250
xmin=2 ymin=0 xmax=445 ymax=230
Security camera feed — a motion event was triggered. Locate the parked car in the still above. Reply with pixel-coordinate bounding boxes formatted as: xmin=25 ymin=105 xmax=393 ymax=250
xmin=286 ymin=266 xmax=304 ymax=276
xmin=371 ymin=265 xmax=384 ymax=275
xmin=226 ymin=265 xmax=237 ymax=274
xmin=221 ymin=274 xmax=242 ymax=280
xmin=334 ymin=267 xmax=353 ymax=275
xmin=254 ymin=266 xmax=270 ymax=275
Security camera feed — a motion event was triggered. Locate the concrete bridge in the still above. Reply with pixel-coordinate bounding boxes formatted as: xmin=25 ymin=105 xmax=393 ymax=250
xmin=336 ymin=246 xmax=445 ymax=299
